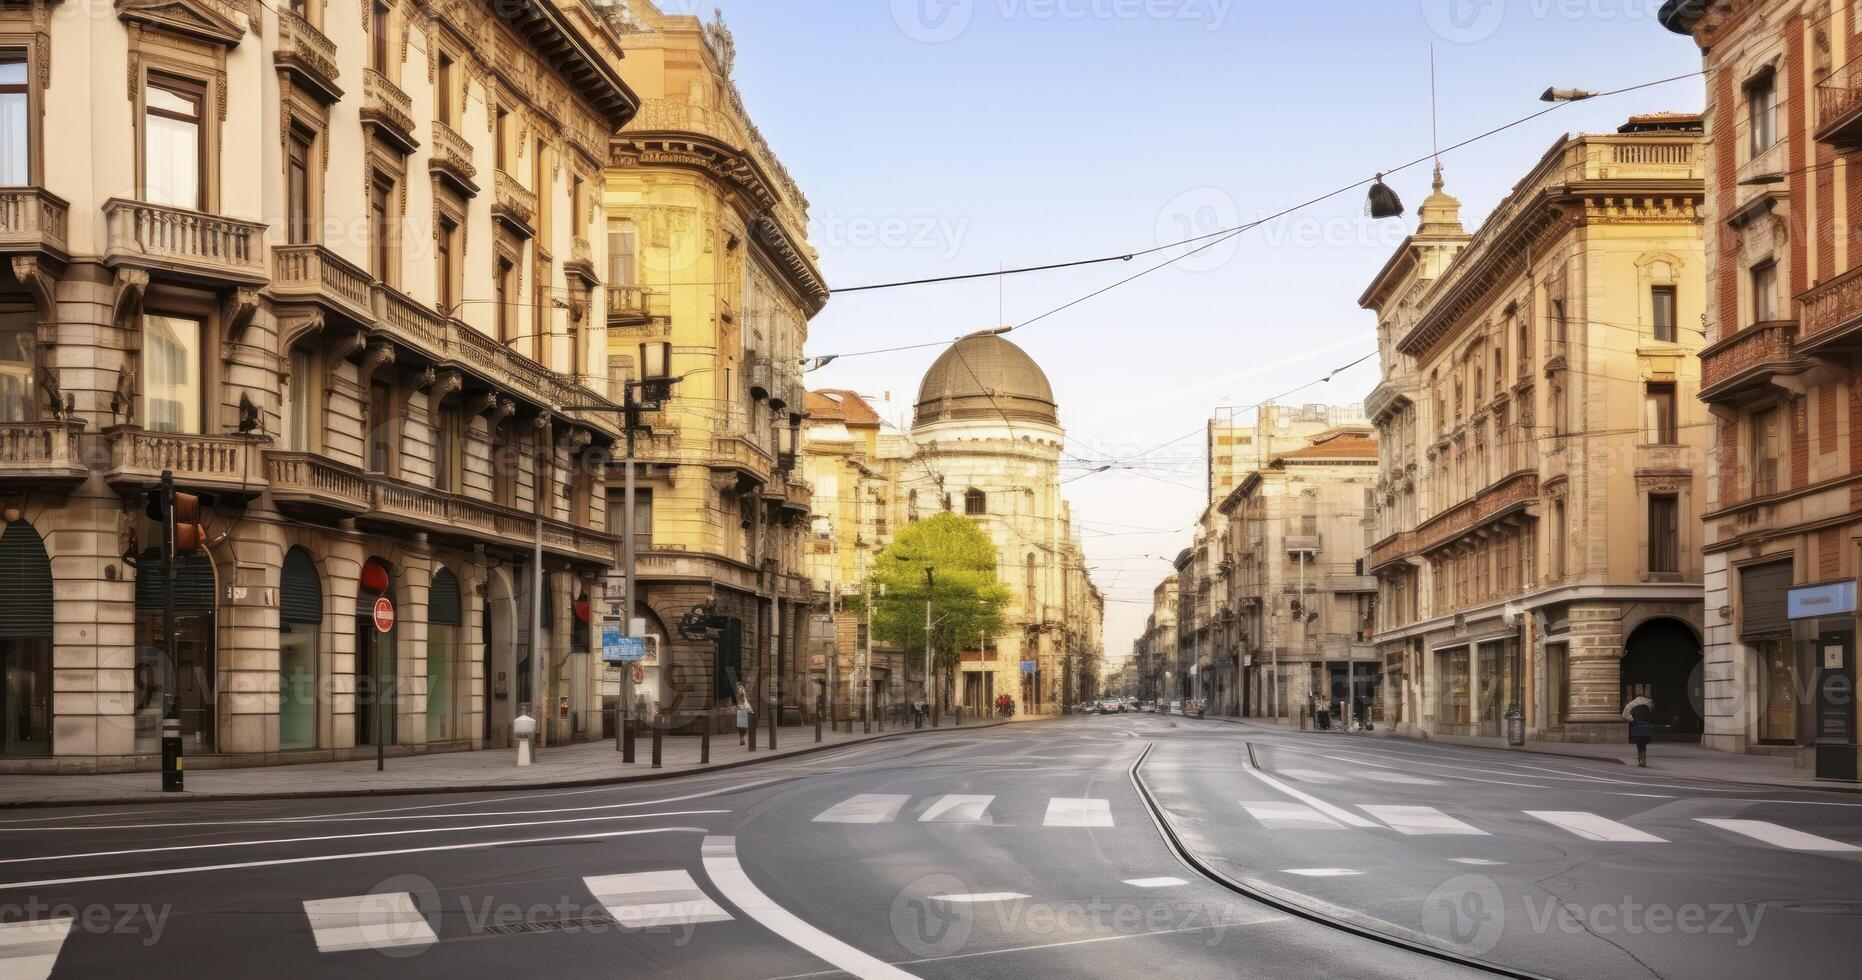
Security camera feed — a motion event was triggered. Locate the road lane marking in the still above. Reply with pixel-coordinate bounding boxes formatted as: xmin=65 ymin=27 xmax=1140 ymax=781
xmin=1276 ymin=768 xmax=1346 ymax=784
xmin=0 ymin=811 xmax=730 ymax=865
xmin=1241 ymin=769 xmax=1379 ymax=828
xmin=584 ymin=870 xmax=732 ymax=928
xmin=0 ymin=827 xmax=706 ymax=891
xmin=1357 ymin=805 xmax=1487 ymax=836
xmin=1526 ymin=811 xmax=1667 ymax=843
xmin=701 ymin=836 xmax=915 ymax=980
xmin=1356 ymin=771 xmax=1443 ymax=786
xmin=1448 ymin=858 xmax=1506 ymax=866
xmin=303 ymin=892 xmax=437 ymax=954
xmin=1696 ymin=818 xmax=1861 ymax=852
xmin=0 ymin=917 xmax=72 ymax=980
xmin=930 ymin=893 xmax=1029 ymax=903
xmin=1042 ymin=798 xmax=1114 ymax=827
xmin=1122 ymin=876 xmax=1187 ymax=888
xmin=813 ymin=794 xmax=911 ymax=824
xmin=1240 ymin=801 xmax=1345 ymax=830
xmin=1280 ymin=868 xmax=1362 ymax=877
xmin=918 ymin=795 xmax=994 ymax=823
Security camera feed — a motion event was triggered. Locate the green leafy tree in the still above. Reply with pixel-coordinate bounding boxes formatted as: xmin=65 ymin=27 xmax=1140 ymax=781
xmin=862 ymin=513 xmax=1012 ymax=702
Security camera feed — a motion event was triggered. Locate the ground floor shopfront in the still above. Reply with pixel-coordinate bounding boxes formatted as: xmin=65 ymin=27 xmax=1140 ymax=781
xmin=1372 ymin=588 xmax=1704 ymax=746
xmin=1239 ymin=655 xmax=1383 ymax=723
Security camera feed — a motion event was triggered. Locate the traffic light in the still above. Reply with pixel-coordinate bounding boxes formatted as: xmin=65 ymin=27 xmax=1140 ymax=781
xmin=144 ymin=487 xmax=209 ymax=555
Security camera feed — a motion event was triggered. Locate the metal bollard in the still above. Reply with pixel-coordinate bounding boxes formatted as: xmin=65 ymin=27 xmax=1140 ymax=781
xmin=651 ymin=715 xmax=663 ymax=768
xmin=748 ymin=711 xmax=757 ymax=752
xmin=700 ymin=710 xmax=711 ymax=764
xmin=623 ymin=712 xmax=636 ymax=763
xmin=815 ymin=703 xmax=823 ymax=743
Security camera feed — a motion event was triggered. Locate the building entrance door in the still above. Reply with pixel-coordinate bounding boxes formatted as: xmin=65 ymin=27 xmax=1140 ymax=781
xmin=1622 ymin=619 xmax=1703 ymax=739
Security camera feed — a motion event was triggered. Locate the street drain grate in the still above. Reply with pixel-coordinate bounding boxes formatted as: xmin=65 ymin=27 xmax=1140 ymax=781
xmin=477 ymin=915 xmax=617 ymax=936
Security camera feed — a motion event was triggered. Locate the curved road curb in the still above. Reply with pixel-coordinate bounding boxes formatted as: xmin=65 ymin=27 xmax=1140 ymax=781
xmin=1127 ymin=740 xmax=1548 ymax=980
xmin=0 ymin=720 xmax=1010 ymax=811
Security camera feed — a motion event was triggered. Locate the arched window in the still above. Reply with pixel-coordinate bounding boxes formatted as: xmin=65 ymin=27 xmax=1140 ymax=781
xmin=0 ymin=520 xmax=53 ymax=756
xmin=279 ymin=547 xmax=322 ymax=750
xmin=964 ymin=489 xmax=986 ymax=515
xmin=428 ymin=567 xmax=462 ymax=742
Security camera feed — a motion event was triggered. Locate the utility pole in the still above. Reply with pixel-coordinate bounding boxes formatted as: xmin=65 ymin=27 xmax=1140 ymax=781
xmin=533 ymin=516 xmax=545 ymax=751
xmin=865 ymin=578 xmax=877 ymax=727
xmin=622 ymin=385 xmax=640 ymax=743
xmin=924 ymin=565 xmax=935 ymax=727
xmin=158 ymin=471 xmax=182 ymax=792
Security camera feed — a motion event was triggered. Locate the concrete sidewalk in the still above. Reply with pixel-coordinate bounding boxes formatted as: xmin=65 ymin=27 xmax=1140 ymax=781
xmin=1187 ymin=712 xmax=1856 ymax=793
xmin=0 ymin=717 xmax=1013 ymax=809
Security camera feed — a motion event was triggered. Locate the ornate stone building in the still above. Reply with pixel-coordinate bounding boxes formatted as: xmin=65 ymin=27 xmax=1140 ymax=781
xmin=597 ymin=1 xmax=824 ymax=727
xmin=1362 ymin=117 xmax=1711 ymax=746
xmin=0 ymin=0 xmax=637 ymax=770
xmin=1661 ymin=1 xmax=1862 ymax=766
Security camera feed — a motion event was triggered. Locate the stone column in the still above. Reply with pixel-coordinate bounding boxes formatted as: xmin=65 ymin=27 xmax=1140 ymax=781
xmin=1563 ymin=601 xmax=1625 ymax=741
xmin=324 ymin=537 xmax=366 ymax=751
xmin=398 ymin=546 xmax=433 ymax=747
xmin=215 ymin=517 xmax=286 ymax=756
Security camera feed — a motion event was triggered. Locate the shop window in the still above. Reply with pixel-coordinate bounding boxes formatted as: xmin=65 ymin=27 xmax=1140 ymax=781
xmin=1755 ymin=638 xmax=1797 ymax=744
xmin=428 ymin=567 xmax=462 ymax=742
xmin=279 ymin=547 xmax=321 ymax=751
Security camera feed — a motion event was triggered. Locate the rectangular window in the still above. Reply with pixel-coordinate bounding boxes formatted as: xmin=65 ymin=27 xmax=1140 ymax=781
xmin=144 ymin=75 xmax=203 ymax=209
xmin=367 ymin=380 xmax=395 ymax=474
xmin=435 ymin=53 xmax=453 ymax=126
xmin=143 ymin=313 xmax=202 ymax=434
xmin=1750 ymin=406 xmax=1779 ymax=497
xmin=370 ymin=175 xmax=395 ymax=284
xmin=0 ymin=54 xmax=28 ymax=186
xmin=494 ymin=107 xmax=508 ymax=171
xmin=495 ymin=258 xmax=514 ymax=343
xmin=371 ymin=2 xmax=392 ymax=73
xmin=1648 ymin=494 xmax=1679 ymax=574
xmin=1750 ymin=260 xmax=1777 ymax=324
xmin=435 ymin=404 xmax=461 ymax=493
xmin=533 ymin=430 xmax=553 ymax=518
xmin=1748 ymin=70 xmax=1777 ymax=156
xmin=1644 ymin=382 xmax=1677 ymax=444
xmin=1651 ymin=285 xmax=1676 ymax=343
xmin=1551 ymin=499 xmax=1567 ymax=581
xmin=286 ymin=347 xmax=313 ymax=450
xmin=532 ymin=263 xmax=548 ymax=363
xmin=571 ymin=176 xmax=584 ymax=237
xmin=0 ymin=306 xmax=34 ymax=422
xmin=436 ymin=215 xmax=458 ymax=312
xmin=631 ymin=490 xmax=654 ymax=549
xmin=607 ymin=221 xmax=637 ymax=285
xmin=286 ymin=125 xmax=313 ymax=244
xmin=533 ymin=137 xmax=549 ymax=241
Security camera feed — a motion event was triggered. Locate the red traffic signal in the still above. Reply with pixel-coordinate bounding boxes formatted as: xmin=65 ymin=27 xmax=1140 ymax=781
xmin=144 ymin=488 xmax=209 ymax=554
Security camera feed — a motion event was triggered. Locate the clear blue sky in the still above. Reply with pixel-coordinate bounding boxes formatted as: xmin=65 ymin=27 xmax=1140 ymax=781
xmin=701 ymin=0 xmax=1704 ymax=662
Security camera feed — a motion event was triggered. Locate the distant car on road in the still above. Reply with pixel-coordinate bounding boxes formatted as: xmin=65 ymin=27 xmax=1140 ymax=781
xmin=1096 ymin=698 xmax=1123 ymax=714
xmin=1166 ymin=700 xmax=1182 ymax=715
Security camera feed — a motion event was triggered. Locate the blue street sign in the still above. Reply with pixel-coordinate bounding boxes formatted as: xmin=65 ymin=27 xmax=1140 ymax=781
xmin=1020 ymin=660 xmax=1037 ymax=674
xmin=602 ymin=624 xmax=648 ymax=663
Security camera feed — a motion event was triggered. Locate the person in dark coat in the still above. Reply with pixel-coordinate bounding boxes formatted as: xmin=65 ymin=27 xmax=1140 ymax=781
xmin=1623 ymin=695 xmax=1654 ymax=767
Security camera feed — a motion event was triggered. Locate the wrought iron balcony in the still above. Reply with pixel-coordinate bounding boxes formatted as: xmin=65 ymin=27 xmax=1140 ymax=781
xmin=0 ymin=187 xmax=69 ymax=258
xmin=361 ymin=69 xmax=418 ymax=154
xmin=102 ymin=198 xmax=266 ymax=287
xmin=274 ymin=11 xmax=342 ymax=104
xmin=105 ymin=427 xmax=267 ymax=497
xmin=0 ymin=420 xmax=87 ymax=490
xmin=1798 ymin=265 xmax=1862 ymax=356
xmin=428 ymin=119 xmax=479 ymax=196
xmin=265 ymin=451 xmax=370 ymax=520
xmin=1817 ymin=53 xmax=1862 ymax=150
xmin=1699 ymin=320 xmax=1805 ymax=407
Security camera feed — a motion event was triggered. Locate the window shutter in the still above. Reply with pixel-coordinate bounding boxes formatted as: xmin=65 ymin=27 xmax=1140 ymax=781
xmin=135 ymin=551 xmax=216 ymax=613
xmin=430 ymin=568 xmax=463 ymax=625
xmin=0 ymin=521 xmax=53 ymax=639
xmin=1739 ymin=560 xmax=1793 ymax=638
xmin=281 ymin=548 xmax=323 ymax=626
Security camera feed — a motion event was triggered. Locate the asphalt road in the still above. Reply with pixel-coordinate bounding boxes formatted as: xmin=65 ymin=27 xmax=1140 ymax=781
xmin=0 ymin=715 xmax=1852 ymax=978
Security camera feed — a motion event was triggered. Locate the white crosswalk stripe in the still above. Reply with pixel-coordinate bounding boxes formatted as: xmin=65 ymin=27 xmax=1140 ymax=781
xmin=1356 ymin=771 xmax=1443 ymax=786
xmin=1358 ymin=805 xmax=1487 ymax=836
xmin=1277 ymin=768 xmax=1346 ymax=784
xmin=1527 ymin=811 xmax=1667 ymax=843
xmin=813 ymin=794 xmax=911 ymax=824
xmin=1281 ymin=868 xmax=1362 ymax=877
xmin=1043 ymin=798 xmax=1114 ymax=827
xmin=1124 ymin=877 xmax=1188 ymax=888
xmin=1241 ymin=801 xmax=1346 ymax=830
xmin=303 ymin=892 xmax=437 ymax=954
xmin=1696 ymin=819 xmax=1861 ymax=853
xmin=0 ymin=917 xmax=73 ymax=980
xmin=919 ymin=795 xmax=994 ymax=823
xmin=584 ymin=870 xmax=733 ymax=928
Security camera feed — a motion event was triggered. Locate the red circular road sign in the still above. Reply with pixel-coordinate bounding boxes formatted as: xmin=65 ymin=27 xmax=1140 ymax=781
xmin=372 ymin=596 xmax=395 ymax=634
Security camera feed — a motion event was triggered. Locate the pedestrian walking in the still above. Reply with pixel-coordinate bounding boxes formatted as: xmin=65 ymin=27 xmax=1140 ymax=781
xmin=1623 ymin=695 xmax=1654 ymax=768
xmin=734 ymin=683 xmax=750 ymax=745
xmin=1313 ymin=694 xmax=1331 ymax=731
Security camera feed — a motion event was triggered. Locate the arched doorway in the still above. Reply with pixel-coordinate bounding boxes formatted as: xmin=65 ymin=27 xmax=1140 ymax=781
xmin=1621 ymin=619 xmax=1703 ymax=740
xmin=0 ymin=520 xmax=54 ymax=756
xmin=355 ymin=558 xmax=396 ymax=747
xmin=483 ymin=569 xmax=516 ymax=747
xmin=135 ymin=550 xmax=217 ymax=752
xmin=428 ymin=567 xmax=462 ymax=743
xmin=279 ymin=547 xmax=322 ymax=751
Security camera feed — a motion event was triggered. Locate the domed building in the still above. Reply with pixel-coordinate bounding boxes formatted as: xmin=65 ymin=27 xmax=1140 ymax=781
xmin=891 ymin=333 xmax=1097 ymax=715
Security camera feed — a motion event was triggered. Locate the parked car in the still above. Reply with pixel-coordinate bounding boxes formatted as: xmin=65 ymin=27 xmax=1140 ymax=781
xmin=1166 ymin=700 xmax=1182 ymax=715
xmin=1096 ymin=698 xmax=1123 ymax=714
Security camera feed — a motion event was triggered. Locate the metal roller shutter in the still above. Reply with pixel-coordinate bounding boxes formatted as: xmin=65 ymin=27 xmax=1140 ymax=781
xmin=1740 ymin=559 xmax=1793 ymax=638
xmin=135 ymin=551 xmax=217 ymax=613
xmin=0 ymin=521 xmax=53 ymax=640
xmin=280 ymin=548 xmax=323 ymax=626
xmin=430 ymin=568 xmax=462 ymax=625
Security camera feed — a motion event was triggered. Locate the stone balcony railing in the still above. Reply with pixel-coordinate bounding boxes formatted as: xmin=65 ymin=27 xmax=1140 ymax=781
xmin=1413 ymin=471 xmax=1540 ymax=557
xmin=265 ymin=451 xmax=370 ymax=518
xmin=274 ymin=10 xmax=341 ymax=103
xmin=428 ymin=119 xmax=478 ymax=194
xmin=493 ymin=170 xmax=536 ymax=236
xmin=712 ymin=434 xmax=772 ymax=482
xmin=102 ymin=198 xmax=266 ymax=286
xmin=606 ymin=284 xmax=667 ymax=328
xmin=271 ymin=243 xmax=375 ymax=324
xmin=365 ymin=475 xmax=618 ymax=565
xmin=1797 ymin=265 xmax=1862 ymax=355
xmin=361 ymin=68 xmax=418 ymax=153
xmin=1699 ymin=319 xmax=1804 ymax=405
xmin=105 ymin=427 xmax=267 ymax=496
xmin=0 ymin=420 xmax=87 ymax=489
xmin=1368 ymin=531 xmax=1415 ymax=572
xmin=0 ymin=187 xmax=69 ymax=256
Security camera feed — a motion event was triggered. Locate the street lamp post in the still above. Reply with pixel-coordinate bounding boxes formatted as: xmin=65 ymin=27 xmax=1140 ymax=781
xmin=924 ymin=565 xmax=936 ymax=727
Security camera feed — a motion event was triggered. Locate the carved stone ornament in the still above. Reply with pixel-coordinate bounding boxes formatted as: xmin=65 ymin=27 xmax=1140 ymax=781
xmin=115 ymin=0 xmax=247 ymax=49
xmin=430 ymin=369 xmax=463 ymax=404
xmin=222 ymin=286 xmax=259 ymax=343
xmin=111 ymin=269 xmax=150 ymax=329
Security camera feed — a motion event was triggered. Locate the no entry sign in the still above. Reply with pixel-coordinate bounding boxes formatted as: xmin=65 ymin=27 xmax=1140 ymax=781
xmin=373 ymin=596 xmax=395 ymax=633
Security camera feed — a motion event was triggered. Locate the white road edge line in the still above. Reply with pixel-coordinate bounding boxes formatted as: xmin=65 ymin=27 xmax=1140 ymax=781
xmin=0 ymin=827 xmax=707 ymax=891
xmin=701 ymin=835 xmax=916 ymax=980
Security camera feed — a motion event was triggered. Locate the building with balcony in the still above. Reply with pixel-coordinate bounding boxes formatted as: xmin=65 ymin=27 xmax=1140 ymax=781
xmin=1217 ymin=432 xmax=1380 ymax=721
xmin=1207 ymin=402 xmax=1368 ymax=505
xmin=1662 ymin=1 xmax=1862 ymax=765
xmin=597 ymin=2 xmax=825 ymax=728
xmin=1174 ymin=504 xmax=1231 ymax=712
xmin=1134 ymin=575 xmax=1178 ymax=702
xmin=1360 ymin=116 xmax=1710 ymax=747
xmin=0 ymin=0 xmax=638 ymax=770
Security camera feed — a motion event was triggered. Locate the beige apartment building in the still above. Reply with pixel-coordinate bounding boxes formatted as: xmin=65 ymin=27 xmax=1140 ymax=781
xmin=596 ymin=2 xmax=824 ymax=728
xmin=1362 ymin=117 xmax=1711 ymax=746
xmin=1219 ymin=432 xmax=1380 ymax=721
xmin=0 ymin=0 xmax=639 ymax=770
xmin=1134 ymin=574 xmax=1177 ymax=701
xmin=1659 ymin=2 xmax=1862 ymax=774
xmin=1207 ymin=403 xmax=1368 ymax=504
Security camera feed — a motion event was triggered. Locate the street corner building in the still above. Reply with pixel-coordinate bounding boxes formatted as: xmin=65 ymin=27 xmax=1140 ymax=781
xmin=0 ymin=0 xmax=646 ymax=771
xmin=1359 ymin=116 xmax=1713 ymax=747
xmin=598 ymin=1 xmax=825 ymax=730
xmin=1660 ymin=0 xmax=1862 ymax=776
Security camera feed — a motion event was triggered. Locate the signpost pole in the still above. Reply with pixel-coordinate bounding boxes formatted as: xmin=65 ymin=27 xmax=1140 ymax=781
xmin=372 ymin=596 xmax=394 ymax=772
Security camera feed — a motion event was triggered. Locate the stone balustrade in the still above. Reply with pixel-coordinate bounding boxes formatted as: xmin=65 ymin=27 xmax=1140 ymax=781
xmin=0 ymin=187 xmax=69 ymax=255
xmin=102 ymin=198 xmax=266 ymax=284
xmin=0 ymin=420 xmax=87 ymax=488
xmin=106 ymin=427 xmax=267 ymax=495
